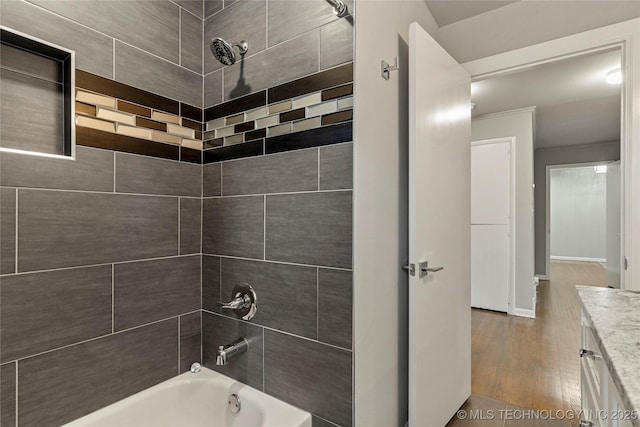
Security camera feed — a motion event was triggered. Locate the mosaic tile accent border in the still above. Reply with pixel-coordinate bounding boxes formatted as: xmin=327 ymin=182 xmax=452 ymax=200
xmin=202 ymin=63 xmax=353 ymax=163
xmin=74 ymin=70 xmax=203 ymax=164
xmin=69 ymin=64 xmax=352 ymax=164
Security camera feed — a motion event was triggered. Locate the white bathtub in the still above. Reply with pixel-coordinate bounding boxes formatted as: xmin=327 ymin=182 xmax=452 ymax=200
xmin=63 ymin=367 xmax=312 ymax=427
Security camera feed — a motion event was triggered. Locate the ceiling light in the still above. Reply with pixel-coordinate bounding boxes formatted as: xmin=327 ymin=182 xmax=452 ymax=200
xmin=606 ymin=69 xmax=622 ymax=85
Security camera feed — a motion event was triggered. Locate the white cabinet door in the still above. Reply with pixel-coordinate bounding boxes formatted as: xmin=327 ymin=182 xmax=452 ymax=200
xmin=471 ymin=225 xmax=509 ymax=312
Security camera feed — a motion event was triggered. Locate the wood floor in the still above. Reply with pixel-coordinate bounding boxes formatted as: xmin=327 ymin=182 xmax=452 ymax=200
xmin=471 ymin=261 xmax=609 ymax=415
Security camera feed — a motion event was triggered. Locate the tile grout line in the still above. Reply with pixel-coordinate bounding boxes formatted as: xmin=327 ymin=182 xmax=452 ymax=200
xmin=202 ymin=253 xmax=353 ymax=272
xmin=178 ymin=198 xmax=181 ymax=255
xmin=0 ymin=254 xmax=201 ymax=278
xmin=15 ymin=361 xmax=18 ymax=427
xmin=262 ymin=327 xmax=265 ymax=392
xmin=203 ymin=309 xmax=352 ymax=353
xmin=263 ymin=195 xmax=266 ymax=260
xmin=111 ymin=264 xmax=115 ymax=333
xmin=178 ymin=7 xmax=182 ymax=67
xmin=112 ymin=38 xmax=116 ymax=79
xmin=204 ymin=188 xmax=352 ymax=199
xmin=14 ymin=189 xmax=18 ymax=273
xmin=177 ymin=315 xmax=181 ymax=375
xmin=10 ymin=186 xmax=200 ymax=199
xmin=317 ymin=147 xmax=321 ymax=190
xmin=113 ymin=151 xmax=116 ymax=192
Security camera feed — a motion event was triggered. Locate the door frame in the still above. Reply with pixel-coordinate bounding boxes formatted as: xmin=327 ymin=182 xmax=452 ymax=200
xmin=471 ymin=137 xmax=516 ymax=314
xmin=463 ymin=18 xmax=640 ymax=290
xmin=546 ymin=161 xmax=614 ymax=271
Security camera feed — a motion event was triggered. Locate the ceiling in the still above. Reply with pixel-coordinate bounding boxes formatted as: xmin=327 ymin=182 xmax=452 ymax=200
xmin=471 ymin=49 xmax=621 ymax=149
xmin=425 ymin=0 xmax=517 ymax=27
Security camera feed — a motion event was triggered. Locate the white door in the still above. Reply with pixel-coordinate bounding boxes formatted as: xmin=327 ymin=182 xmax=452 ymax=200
xmin=408 ymin=22 xmax=471 ymax=427
xmin=470 ymin=140 xmax=511 ymax=312
xmin=606 ymin=161 xmax=621 ymax=288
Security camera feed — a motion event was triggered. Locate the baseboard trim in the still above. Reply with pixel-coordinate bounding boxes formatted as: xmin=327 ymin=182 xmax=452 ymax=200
xmin=535 ymin=274 xmax=549 ymax=280
xmin=514 ymin=308 xmax=535 ymax=318
xmin=550 ymin=256 xmax=606 ymax=263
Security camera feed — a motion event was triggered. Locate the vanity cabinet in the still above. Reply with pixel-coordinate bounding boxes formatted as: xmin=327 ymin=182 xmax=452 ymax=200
xmin=581 ymin=312 xmax=634 ymax=427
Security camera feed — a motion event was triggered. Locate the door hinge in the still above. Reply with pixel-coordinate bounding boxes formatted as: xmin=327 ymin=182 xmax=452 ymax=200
xmin=624 ymin=257 xmax=628 ymax=270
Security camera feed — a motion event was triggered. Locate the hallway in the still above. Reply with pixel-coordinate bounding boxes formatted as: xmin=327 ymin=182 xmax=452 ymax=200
xmin=470 ymin=261 xmax=609 ymax=415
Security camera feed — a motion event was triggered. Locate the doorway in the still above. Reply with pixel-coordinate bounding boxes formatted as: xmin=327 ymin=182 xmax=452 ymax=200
xmin=467 ymin=44 xmax=623 ymax=413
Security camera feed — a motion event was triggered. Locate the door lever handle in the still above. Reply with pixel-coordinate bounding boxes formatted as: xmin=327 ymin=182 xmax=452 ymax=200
xmin=418 ymin=261 xmax=443 ymax=278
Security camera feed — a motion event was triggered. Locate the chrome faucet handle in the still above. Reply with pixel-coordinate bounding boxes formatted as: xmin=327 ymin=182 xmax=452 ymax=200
xmin=218 ymin=294 xmax=251 ymax=310
xmin=217 ymin=284 xmax=257 ymax=320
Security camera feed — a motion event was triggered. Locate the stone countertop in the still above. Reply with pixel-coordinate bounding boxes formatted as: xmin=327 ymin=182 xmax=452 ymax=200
xmin=576 ymin=286 xmax=640 ymax=426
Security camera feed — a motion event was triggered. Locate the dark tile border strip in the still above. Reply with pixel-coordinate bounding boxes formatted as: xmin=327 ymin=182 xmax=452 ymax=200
xmin=180 ymin=147 xmax=203 ymax=164
xmin=204 ymin=91 xmax=267 ymax=122
xmin=180 ymin=103 xmax=203 ymax=122
xmin=77 ymin=127 xmax=180 ymax=161
xmin=203 ymin=139 xmax=264 ymax=163
xmin=76 ymin=70 xmax=180 ymax=115
xmin=268 ymin=63 xmax=353 ymax=104
xmin=266 ymin=121 xmax=352 ymax=154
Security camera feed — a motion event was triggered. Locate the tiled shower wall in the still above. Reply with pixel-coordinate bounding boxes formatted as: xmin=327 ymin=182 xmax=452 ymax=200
xmin=0 ymin=1 xmax=204 ymax=426
xmin=201 ymin=2 xmax=354 ymax=427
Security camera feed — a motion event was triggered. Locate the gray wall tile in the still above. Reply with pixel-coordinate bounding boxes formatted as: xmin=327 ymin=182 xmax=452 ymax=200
xmin=1 ymin=44 xmax=62 ymax=83
xmin=175 ymin=0 xmax=204 ymax=18
xmin=204 ymin=0 xmax=223 ymax=18
xmin=267 ymin=0 xmax=354 ymax=47
xmin=203 ymin=163 xmax=222 ymax=197
xmin=319 ymin=143 xmax=352 ymax=190
xmin=0 ymin=0 xmax=113 ymax=78
xmin=1 ymin=266 xmax=112 ymax=362
xmin=1 ymin=362 xmax=16 ymax=427
xmin=202 ymin=196 xmax=264 ymax=258
xmin=18 ymin=190 xmax=178 ymax=272
xmin=181 ymin=8 xmax=203 ymax=73
xmin=222 ymin=149 xmax=318 ymax=196
xmin=115 ymin=152 xmax=201 ymax=197
xmin=317 ymin=268 xmax=352 ymax=349
xmin=320 ymin=18 xmax=354 ymax=70
xmin=114 ymin=256 xmax=200 ymax=330
xmin=203 ymin=0 xmax=266 ymax=74
xmin=202 ymin=311 xmax=263 ymax=390
xmin=180 ymin=198 xmax=202 ymax=255
xmin=205 ymin=69 xmax=223 ymax=108
xmin=18 ymin=319 xmax=178 ymax=427
xmin=224 ymin=31 xmax=318 ymax=101
xmin=1 ymin=146 xmax=114 ymax=192
xmin=202 ymin=255 xmax=221 ymax=311
xmin=1 ymin=69 xmax=63 ymax=155
xmin=221 ymin=258 xmax=317 ymax=338
xmin=0 ymin=187 xmax=16 ymax=275
xmin=180 ymin=312 xmax=202 ymax=372
xmin=264 ymin=329 xmax=352 ymax=427
xmin=115 ymin=42 xmax=202 ymax=107
xmin=266 ymin=191 xmax=352 ymax=268
xmin=29 ymin=0 xmax=180 ymax=64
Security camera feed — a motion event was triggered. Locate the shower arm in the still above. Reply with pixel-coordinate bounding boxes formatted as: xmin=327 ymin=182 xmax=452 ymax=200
xmin=325 ymin=0 xmax=348 ymax=17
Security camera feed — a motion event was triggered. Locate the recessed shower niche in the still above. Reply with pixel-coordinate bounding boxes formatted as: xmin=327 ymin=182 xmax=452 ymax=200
xmin=0 ymin=27 xmax=75 ymax=158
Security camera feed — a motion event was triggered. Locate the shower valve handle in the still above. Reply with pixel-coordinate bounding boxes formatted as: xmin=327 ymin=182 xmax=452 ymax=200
xmin=218 ymin=294 xmax=251 ymax=310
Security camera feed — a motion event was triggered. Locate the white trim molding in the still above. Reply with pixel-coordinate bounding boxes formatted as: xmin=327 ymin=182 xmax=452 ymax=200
xmin=513 ymin=308 xmax=536 ymax=319
xmin=551 ymin=256 xmax=607 ymax=263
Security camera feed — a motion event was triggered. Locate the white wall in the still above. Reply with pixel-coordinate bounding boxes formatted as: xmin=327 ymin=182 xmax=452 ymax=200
xmin=353 ymin=1 xmax=437 ymax=426
xmin=550 ymin=166 xmax=607 ymax=261
xmin=534 ymin=141 xmax=620 ymax=275
xmin=471 ymin=108 xmax=535 ymax=313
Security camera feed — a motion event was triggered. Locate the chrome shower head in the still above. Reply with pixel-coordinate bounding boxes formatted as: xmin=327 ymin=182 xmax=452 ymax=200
xmin=210 ymin=38 xmax=248 ymax=66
